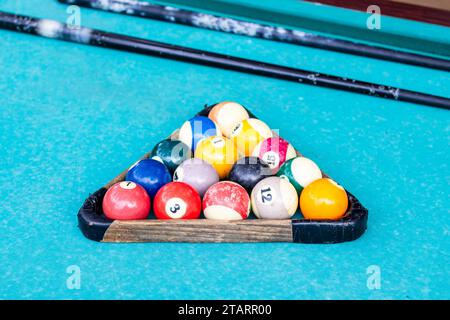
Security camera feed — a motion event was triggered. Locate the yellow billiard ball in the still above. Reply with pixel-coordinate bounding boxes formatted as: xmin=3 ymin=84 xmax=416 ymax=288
xmin=230 ymin=118 xmax=273 ymax=156
xmin=299 ymin=178 xmax=348 ymax=220
xmin=194 ymin=136 xmax=240 ymax=179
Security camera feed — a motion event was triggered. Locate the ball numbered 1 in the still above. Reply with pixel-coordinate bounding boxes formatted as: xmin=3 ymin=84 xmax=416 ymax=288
xmin=194 ymin=136 xmax=240 ymax=179
xmin=203 ymin=181 xmax=250 ymax=220
xmin=173 ymin=158 xmax=219 ymax=196
xmin=251 ymin=177 xmax=298 ymax=219
xmin=252 ymin=137 xmax=296 ymax=173
xmin=277 ymin=156 xmax=322 ymax=193
xmin=153 ymin=182 xmax=201 ymax=219
xmin=150 ymin=139 xmax=191 ymax=173
xmin=126 ymin=159 xmax=171 ymax=198
xmin=208 ymin=101 xmax=249 ymax=137
xmin=179 ymin=116 xmax=220 ymax=152
xmin=230 ymin=118 xmax=273 ymax=156
xmin=102 ymin=181 xmax=150 ymax=220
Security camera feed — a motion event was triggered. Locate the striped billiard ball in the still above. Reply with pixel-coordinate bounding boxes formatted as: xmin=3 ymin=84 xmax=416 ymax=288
xmin=203 ymin=181 xmax=250 ymax=220
xmin=230 ymin=118 xmax=273 ymax=156
xmin=252 ymin=137 xmax=296 ymax=173
xmin=277 ymin=156 xmax=322 ymax=193
xmin=208 ymin=101 xmax=249 ymax=137
xmin=178 ymin=116 xmax=220 ymax=152
xmin=251 ymin=177 xmax=298 ymax=219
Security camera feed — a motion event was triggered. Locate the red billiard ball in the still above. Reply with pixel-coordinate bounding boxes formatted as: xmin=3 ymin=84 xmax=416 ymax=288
xmin=102 ymin=181 xmax=151 ymax=220
xmin=153 ymin=182 xmax=202 ymax=219
xmin=203 ymin=181 xmax=250 ymax=220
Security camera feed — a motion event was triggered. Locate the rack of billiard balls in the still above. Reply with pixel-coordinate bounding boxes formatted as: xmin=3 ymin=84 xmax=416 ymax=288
xmin=102 ymin=101 xmax=352 ymax=224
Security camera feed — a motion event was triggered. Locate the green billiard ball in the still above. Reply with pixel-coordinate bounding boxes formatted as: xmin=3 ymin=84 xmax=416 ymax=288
xmin=150 ymin=139 xmax=192 ymax=173
xmin=276 ymin=156 xmax=322 ymax=193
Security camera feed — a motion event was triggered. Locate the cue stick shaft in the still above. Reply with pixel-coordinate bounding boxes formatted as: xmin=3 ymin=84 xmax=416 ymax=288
xmin=1 ymin=12 xmax=449 ymax=110
xmin=57 ymin=0 xmax=450 ymax=72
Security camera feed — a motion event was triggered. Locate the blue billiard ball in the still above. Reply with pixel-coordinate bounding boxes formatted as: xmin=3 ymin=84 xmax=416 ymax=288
xmin=125 ymin=159 xmax=171 ymax=198
xmin=178 ymin=116 xmax=220 ymax=152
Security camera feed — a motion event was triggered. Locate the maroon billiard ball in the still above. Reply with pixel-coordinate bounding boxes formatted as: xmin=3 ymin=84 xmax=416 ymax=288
xmin=102 ymin=181 xmax=151 ymax=220
xmin=153 ymin=182 xmax=202 ymax=219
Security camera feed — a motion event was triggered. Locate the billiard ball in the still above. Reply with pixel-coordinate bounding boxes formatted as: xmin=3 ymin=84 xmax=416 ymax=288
xmin=252 ymin=137 xmax=296 ymax=173
xmin=102 ymin=181 xmax=150 ymax=220
xmin=277 ymin=156 xmax=322 ymax=193
xmin=251 ymin=177 xmax=298 ymax=219
xmin=230 ymin=118 xmax=273 ymax=156
xmin=179 ymin=116 xmax=221 ymax=152
xmin=150 ymin=139 xmax=191 ymax=173
xmin=125 ymin=159 xmax=171 ymax=198
xmin=203 ymin=181 xmax=250 ymax=220
xmin=194 ymin=136 xmax=240 ymax=179
xmin=208 ymin=101 xmax=249 ymax=137
xmin=153 ymin=182 xmax=202 ymax=219
xmin=228 ymin=156 xmax=272 ymax=193
xmin=173 ymin=158 xmax=219 ymax=196
xmin=299 ymin=178 xmax=348 ymax=220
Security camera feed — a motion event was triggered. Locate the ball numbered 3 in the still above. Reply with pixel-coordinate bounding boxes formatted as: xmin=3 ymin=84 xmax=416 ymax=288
xmin=153 ymin=182 xmax=201 ymax=219
xmin=251 ymin=177 xmax=298 ymax=219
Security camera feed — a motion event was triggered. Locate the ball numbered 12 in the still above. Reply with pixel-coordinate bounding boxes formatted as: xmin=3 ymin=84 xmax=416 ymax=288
xmin=251 ymin=177 xmax=298 ymax=219
xmin=277 ymin=156 xmax=322 ymax=193
xmin=179 ymin=116 xmax=220 ymax=152
xmin=153 ymin=182 xmax=202 ymax=219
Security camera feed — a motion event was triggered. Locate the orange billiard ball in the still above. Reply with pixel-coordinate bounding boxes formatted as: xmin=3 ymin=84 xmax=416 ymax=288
xmin=299 ymin=178 xmax=348 ymax=220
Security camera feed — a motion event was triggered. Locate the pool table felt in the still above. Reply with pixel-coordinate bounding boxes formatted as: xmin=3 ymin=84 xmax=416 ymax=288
xmin=0 ymin=0 xmax=449 ymax=299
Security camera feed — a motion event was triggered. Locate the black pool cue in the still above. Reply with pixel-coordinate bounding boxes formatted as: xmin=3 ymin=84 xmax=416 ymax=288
xmin=57 ymin=0 xmax=450 ymax=72
xmin=1 ymin=12 xmax=449 ymax=110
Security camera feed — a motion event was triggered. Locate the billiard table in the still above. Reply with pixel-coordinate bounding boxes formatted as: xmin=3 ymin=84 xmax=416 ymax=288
xmin=0 ymin=0 xmax=448 ymax=299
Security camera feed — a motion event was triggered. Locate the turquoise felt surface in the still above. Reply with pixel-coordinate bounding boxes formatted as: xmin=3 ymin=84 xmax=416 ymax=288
xmin=0 ymin=0 xmax=449 ymax=299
